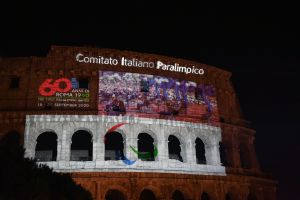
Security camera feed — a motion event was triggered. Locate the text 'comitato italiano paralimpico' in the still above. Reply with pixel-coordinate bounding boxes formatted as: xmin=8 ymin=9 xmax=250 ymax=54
xmin=75 ymin=53 xmax=204 ymax=75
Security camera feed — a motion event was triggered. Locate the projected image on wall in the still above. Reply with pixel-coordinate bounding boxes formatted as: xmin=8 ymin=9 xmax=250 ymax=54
xmin=98 ymin=71 xmax=219 ymax=125
xmin=37 ymin=77 xmax=90 ymax=109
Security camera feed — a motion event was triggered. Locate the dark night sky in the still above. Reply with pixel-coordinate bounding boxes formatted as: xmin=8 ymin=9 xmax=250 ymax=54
xmin=1 ymin=2 xmax=299 ymax=199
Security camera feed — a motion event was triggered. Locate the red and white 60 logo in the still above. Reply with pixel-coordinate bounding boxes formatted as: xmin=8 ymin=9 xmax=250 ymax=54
xmin=39 ymin=78 xmax=72 ymax=96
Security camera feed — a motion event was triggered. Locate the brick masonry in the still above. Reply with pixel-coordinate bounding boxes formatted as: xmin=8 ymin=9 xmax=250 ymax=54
xmin=0 ymin=46 xmax=277 ymax=200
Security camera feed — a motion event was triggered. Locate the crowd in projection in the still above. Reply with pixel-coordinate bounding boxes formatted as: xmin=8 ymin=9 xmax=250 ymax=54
xmin=98 ymin=71 xmax=219 ymax=124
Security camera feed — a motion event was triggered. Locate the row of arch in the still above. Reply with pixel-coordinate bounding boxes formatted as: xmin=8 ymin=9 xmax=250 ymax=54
xmin=33 ymin=127 xmax=254 ymax=169
xmin=35 ymin=130 xmax=212 ymax=164
xmin=104 ymin=188 xmax=257 ymax=200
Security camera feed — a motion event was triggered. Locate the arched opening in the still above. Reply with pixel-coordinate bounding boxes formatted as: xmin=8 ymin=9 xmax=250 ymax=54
xmin=138 ymin=133 xmax=155 ymax=161
xmin=71 ymin=130 xmax=92 ymax=161
xmin=105 ymin=131 xmax=125 ymax=160
xmin=139 ymin=189 xmax=157 ymax=200
xmin=172 ymin=190 xmax=184 ymax=200
xmin=105 ymin=189 xmax=126 ymax=200
xmin=201 ymin=192 xmax=210 ymax=200
xmin=225 ymin=193 xmax=232 ymax=200
xmin=35 ymin=132 xmax=57 ymax=161
xmin=168 ymin=135 xmax=183 ymax=162
xmin=247 ymin=193 xmax=257 ymax=200
xmin=240 ymin=143 xmax=251 ymax=169
xmin=195 ymin=138 xmax=206 ymax=164
xmin=219 ymin=142 xmax=227 ymax=166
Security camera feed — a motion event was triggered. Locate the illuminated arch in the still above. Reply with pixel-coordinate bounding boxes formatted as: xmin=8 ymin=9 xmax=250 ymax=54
xmin=70 ymin=130 xmax=93 ymax=161
xmin=168 ymin=135 xmax=184 ymax=162
xmin=165 ymin=130 xmax=185 ymax=144
xmin=35 ymin=128 xmax=59 ymax=142
xmin=195 ymin=137 xmax=206 ymax=164
xmin=35 ymin=131 xmax=57 ymax=161
xmin=192 ymin=131 xmax=211 ymax=147
xmin=166 ymin=131 xmax=187 ymax=163
xmin=137 ymin=132 xmax=156 ymax=161
xmin=72 ymin=127 xmax=94 ymax=140
xmin=105 ymin=131 xmax=125 ymax=160
xmin=137 ymin=128 xmax=158 ymax=144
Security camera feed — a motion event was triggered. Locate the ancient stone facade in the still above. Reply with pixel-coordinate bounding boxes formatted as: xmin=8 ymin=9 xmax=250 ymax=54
xmin=24 ymin=115 xmax=224 ymax=175
xmin=0 ymin=46 xmax=277 ymax=200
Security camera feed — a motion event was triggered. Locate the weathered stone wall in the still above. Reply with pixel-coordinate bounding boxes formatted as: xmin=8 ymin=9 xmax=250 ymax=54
xmin=24 ymin=115 xmax=224 ymax=175
xmin=71 ymin=172 xmax=276 ymax=200
xmin=0 ymin=46 xmax=277 ymax=200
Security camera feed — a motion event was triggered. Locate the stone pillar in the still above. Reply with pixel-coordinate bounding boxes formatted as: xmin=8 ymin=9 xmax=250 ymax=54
xmin=56 ymin=138 xmax=62 ymax=161
xmin=96 ymin=122 xmax=105 ymax=161
xmin=126 ymin=137 xmax=138 ymax=161
xmin=179 ymin=143 xmax=187 ymax=163
xmin=27 ymin=140 xmax=36 ymax=159
xmin=92 ymin=138 xmax=96 ymax=161
xmin=186 ymin=132 xmax=196 ymax=164
xmin=93 ymin=141 xmax=102 ymax=161
xmin=206 ymin=141 xmax=221 ymax=166
xmin=187 ymin=141 xmax=197 ymax=164
xmin=123 ymin=122 xmax=136 ymax=160
xmin=158 ymin=127 xmax=168 ymax=161
xmin=60 ymin=125 xmax=71 ymax=161
xmin=96 ymin=182 xmax=104 ymax=200
xmin=24 ymin=119 xmax=37 ymax=159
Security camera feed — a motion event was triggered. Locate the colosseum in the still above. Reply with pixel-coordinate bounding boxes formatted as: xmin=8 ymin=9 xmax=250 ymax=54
xmin=0 ymin=46 xmax=277 ymax=200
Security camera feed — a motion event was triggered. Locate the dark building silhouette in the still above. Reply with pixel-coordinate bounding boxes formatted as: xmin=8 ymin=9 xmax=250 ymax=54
xmin=0 ymin=46 xmax=277 ymax=200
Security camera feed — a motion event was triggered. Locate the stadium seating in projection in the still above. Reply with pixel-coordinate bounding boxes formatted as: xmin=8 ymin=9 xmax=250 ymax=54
xmin=98 ymin=70 xmax=219 ymax=125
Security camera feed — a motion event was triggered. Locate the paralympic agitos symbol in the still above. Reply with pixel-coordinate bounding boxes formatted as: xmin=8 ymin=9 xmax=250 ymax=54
xmin=105 ymin=123 xmax=158 ymax=165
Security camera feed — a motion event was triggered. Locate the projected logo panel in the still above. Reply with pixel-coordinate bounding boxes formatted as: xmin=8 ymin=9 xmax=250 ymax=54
xmin=38 ymin=78 xmax=90 ymax=109
xmin=98 ymin=71 xmax=219 ymax=125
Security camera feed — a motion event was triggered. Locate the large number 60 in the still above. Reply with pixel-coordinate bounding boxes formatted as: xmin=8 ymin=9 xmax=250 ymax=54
xmin=39 ymin=78 xmax=72 ymax=96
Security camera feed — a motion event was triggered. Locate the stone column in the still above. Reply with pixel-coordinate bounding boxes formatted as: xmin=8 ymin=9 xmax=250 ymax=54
xmin=125 ymin=135 xmax=138 ymax=161
xmin=187 ymin=140 xmax=197 ymax=164
xmin=157 ymin=126 xmax=168 ymax=161
xmin=92 ymin=138 xmax=96 ymax=161
xmin=56 ymin=138 xmax=62 ymax=161
xmin=24 ymin=119 xmax=37 ymax=159
xmin=26 ymin=140 xmax=36 ymax=159
xmin=186 ymin=131 xmax=196 ymax=164
xmin=96 ymin=122 xmax=105 ymax=161
xmin=61 ymin=124 xmax=71 ymax=161
xmin=205 ymin=141 xmax=221 ymax=165
xmin=94 ymin=141 xmax=104 ymax=161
